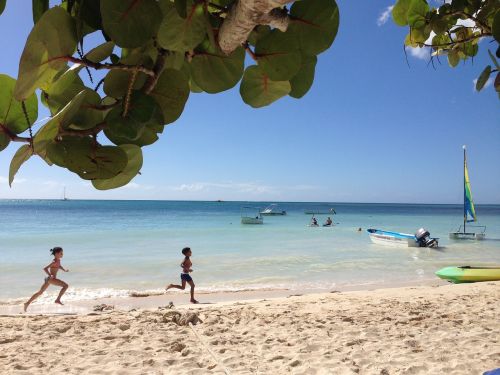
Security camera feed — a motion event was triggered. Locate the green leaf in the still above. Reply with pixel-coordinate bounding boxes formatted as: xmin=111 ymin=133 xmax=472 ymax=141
xmin=488 ymin=49 xmax=500 ymax=70
xmin=105 ymin=91 xmax=161 ymax=141
xmin=448 ymin=50 xmax=460 ymax=67
xmin=248 ymin=25 xmax=271 ymax=47
xmin=103 ymin=54 xmax=151 ymax=98
xmin=32 ymin=0 xmax=49 ymax=24
xmin=392 ymin=0 xmax=412 ymax=26
xmin=165 ymin=52 xmax=186 ymax=70
xmin=407 ymin=0 xmax=429 ymax=29
xmin=495 ymin=72 xmax=500 ymax=93
xmin=43 ymin=69 xmax=85 ymax=114
xmin=66 ymin=90 xmax=103 ymax=131
xmin=84 ymin=41 xmax=115 ymax=63
xmin=33 ymin=117 xmax=57 ymax=164
xmin=240 ymin=65 xmax=291 ymax=108
xmin=9 ymin=144 xmax=32 ymax=187
xmin=157 ymin=1 xmax=207 ymax=52
xmin=190 ymin=46 xmax=245 ymax=93
xmin=0 ymin=74 xmax=38 ymax=134
xmin=175 ymin=0 xmax=187 ymax=18
xmin=493 ymin=10 xmax=500 ymax=43
xmin=105 ymin=120 xmax=163 ymax=146
xmin=14 ymin=7 xmax=77 ymax=101
xmin=0 ymin=0 xmax=6 ymax=16
xmin=255 ymin=30 xmax=302 ymax=81
xmin=476 ymin=65 xmax=491 ymax=91
xmin=101 ymin=0 xmax=162 ymax=48
xmin=150 ymin=69 xmax=190 ymax=124
xmin=47 ymin=137 xmax=128 ymax=180
xmin=289 ymin=55 xmax=317 ymax=99
xmin=92 ymin=144 xmax=143 ymax=190
xmin=0 ymin=131 xmax=9 ymax=151
xmin=288 ymin=0 xmax=339 ymax=55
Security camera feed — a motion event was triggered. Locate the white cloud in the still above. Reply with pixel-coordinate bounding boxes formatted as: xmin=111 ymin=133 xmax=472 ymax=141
xmin=472 ymin=77 xmax=494 ymax=91
xmin=406 ymin=46 xmax=431 ymax=60
xmin=377 ymin=5 xmax=394 ymax=26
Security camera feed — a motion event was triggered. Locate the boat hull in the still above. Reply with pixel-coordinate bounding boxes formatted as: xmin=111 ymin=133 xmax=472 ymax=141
xmin=449 ymin=232 xmax=485 ymax=240
xmin=368 ymin=231 xmax=417 ymax=248
xmin=260 ymin=212 xmax=286 ymax=216
xmin=241 ymin=217 xmax=263 ymax=224
xmin=436 ymin=266 xmax=500 ymax=283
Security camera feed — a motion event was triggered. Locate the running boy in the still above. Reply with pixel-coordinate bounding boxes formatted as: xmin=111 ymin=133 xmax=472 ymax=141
xmin=165 ymin=247 xmax=198 ymax=303
xmin=24 ymin=247 xmax=69 ymax=311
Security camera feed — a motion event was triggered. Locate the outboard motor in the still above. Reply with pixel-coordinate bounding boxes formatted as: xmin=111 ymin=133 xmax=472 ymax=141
xmin=415 ymin=228 xmax=439 ymax=248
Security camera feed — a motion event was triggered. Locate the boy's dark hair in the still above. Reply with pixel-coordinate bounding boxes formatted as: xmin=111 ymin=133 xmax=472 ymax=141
xmin=181 ymin=247 xmax=191 ymax=256
xmin=50 ymin=247 xmax=63 ymax=256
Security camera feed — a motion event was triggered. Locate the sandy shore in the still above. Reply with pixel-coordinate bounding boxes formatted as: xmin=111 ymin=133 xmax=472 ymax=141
xmin=1 ymin=282 xmax=499 ymax=374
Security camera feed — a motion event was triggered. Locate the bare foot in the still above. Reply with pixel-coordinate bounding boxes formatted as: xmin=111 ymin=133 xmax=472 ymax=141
xmin=55 ymin=300 xmax=64 ymax=306
xmin=190 ymin=299 xmax=199 ymax=304
xmin=165 ymin=284 xmax=172 ymax=292
xmin=23 ymin=302 xmax=28 ymax=312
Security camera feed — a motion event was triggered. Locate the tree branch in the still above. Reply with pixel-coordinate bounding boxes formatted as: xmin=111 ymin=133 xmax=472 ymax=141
xmin=57 ymin=122 xmax=107 ymax=137
xmin=144 ymin=48 xmax=168 ymax=94
xmin=64 ymin=56 xmax=155 ymax=77
xmin=218 ymin=0 xmax=293 ymax=55
xmin=0 ymin=124 xmax=31 ymax=143
xmin=422 ymin=32 xmax=492 ymax=48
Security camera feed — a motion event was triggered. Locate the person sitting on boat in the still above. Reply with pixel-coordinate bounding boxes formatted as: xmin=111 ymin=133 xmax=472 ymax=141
xmin=311 ymin=217 xmax=318 ymax=226
xmin=324 ymin=217 xmax=333 ymax=226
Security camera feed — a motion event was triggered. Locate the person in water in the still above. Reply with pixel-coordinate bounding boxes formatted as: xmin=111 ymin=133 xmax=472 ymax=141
xmin=165 ymin=247 xmax=198 ymax=303
xmin=324 ymin=217 xmax=333 ymax=226
xmin=24 ymin=247 xmax=69 ymax=312
xmin=311 ymin=217 xmax=318 ymax=226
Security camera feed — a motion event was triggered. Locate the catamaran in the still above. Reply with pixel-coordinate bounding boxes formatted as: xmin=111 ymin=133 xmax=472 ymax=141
xmin=449 ymin=146 xmax=486 ymax=240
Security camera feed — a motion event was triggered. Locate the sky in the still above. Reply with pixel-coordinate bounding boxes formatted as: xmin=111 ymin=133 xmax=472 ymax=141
xmin=0 ymin=1 xmax=499 ymax=203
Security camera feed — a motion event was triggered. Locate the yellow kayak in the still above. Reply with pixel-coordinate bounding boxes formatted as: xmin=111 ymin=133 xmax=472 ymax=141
xmin=436 ymin=266 xmax=500 ymax=283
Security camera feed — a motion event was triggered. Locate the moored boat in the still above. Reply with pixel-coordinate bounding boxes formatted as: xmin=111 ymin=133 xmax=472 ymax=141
xmin=436 ymin=266 xmax=500 ymax=283
xmin=367 ymin=228 xmax=438 ymax=248
xmin=260 ymin=204 xmax=286 ymax=216
xmin=241 ymin=207 xmax=263 ymax=224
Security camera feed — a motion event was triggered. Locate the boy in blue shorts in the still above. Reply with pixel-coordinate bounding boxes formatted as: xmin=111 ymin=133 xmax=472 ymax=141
xmin=166 ymin=247 xmax=198 ymax=303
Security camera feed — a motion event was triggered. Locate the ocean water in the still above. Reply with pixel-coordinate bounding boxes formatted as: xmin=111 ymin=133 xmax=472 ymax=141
xmin=0 ymin=200 xmax=499 ymax=303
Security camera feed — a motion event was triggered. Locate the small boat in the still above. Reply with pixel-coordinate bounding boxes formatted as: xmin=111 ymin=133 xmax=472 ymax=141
xmin=241 ymin=207 xmax=263 ymax=225
xmin=260 ymin=204 xmax=286 ymax=216
xmin=449 ymin=146 xmax=486 ymax=240
xmin=436 ymin=266 xmax=500 ymax=283
xmin=62 ymin=187 xmax=69 ymax=201
xmin=367 ymin=228 xmax=438 ymax=248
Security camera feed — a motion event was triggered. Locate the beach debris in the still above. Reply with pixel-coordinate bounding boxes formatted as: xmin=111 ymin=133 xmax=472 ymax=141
xmin=162 ymin=311 xmax=202 ymax=326
xmin=92 ymin=304 xmax=114 ymax=312
xmin=158 ymin=302 xmax=175 ymax=311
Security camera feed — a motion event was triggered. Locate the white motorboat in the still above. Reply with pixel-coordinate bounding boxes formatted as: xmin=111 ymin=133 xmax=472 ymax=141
xmin=367 ymin=228 xmax=438 ymax=248
xmin=260 ymin=204 xmax=286 ymax=216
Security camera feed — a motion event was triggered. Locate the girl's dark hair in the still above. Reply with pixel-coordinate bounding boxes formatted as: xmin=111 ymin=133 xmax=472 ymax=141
xmin=50 ymin=247 xmax=63 ymax=256
xmin=181 ymin=247 xmax=191 ymax=256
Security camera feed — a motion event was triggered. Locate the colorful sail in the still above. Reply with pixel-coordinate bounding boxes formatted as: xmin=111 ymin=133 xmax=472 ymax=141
xmin=464 ymin=153 xmax=476 ymax=222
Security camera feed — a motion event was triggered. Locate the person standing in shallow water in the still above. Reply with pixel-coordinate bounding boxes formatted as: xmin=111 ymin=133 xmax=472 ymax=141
xmin=165 ymin=247 xmax=198 ymax=304
xmin=24 ymin=247 xmax=69 ymax=312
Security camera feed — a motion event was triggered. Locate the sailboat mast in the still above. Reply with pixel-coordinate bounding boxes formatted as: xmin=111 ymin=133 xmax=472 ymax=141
xmin=463 ymin=145 xmax=466 ymax=233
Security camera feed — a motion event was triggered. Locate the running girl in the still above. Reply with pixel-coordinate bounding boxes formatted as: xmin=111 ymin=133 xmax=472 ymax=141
xmin=24 ymin=247 xmax=69 ymax=312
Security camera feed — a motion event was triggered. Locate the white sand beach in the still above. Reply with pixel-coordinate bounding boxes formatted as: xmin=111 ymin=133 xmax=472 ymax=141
xmin=1 ymin=281 xmax=499 ymax=374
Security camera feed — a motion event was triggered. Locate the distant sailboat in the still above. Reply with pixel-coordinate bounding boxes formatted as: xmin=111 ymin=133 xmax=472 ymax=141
xmin=62 ymin=187 xmax=69 ymax=201
xmin=449 ymin=146 xmax=486 ymax=240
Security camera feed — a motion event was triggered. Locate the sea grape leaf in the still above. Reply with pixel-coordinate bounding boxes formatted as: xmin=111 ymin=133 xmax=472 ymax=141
xmin=100 ymin=0 xmax=162 ymax=48
xmin=240 ymin=65 xmax=291 ymax=108
xmin=92 ymin=144 xmax=143 ymax=190
xmin=0 ymin=0 xmax=5 ymax=16
xmin=105 ymin=91 xmax=161 ymax=140
xmin=14 ymin=7 xmax=77 ymax=101
xmin=255 ymin=30 xmax=301 ymax=81
xmin=0 ymin=74 xmax=38 ymax=134
xmin=103 ymin=54 xmax=151 ymax=98
xmin=150 ymin=69 xmax=190 ymax=124
xmin=165 ymin=52 xmax=185 ymax=70
xmin=493 ymin=10 xmax=500 ymax=43
xmin=84 ymin=41 xmax=115 ymax=63
xmin=407 ymin=0 xmax=429 ymax=29
xmin=288 ymin=0 xmax=339 ymax=56
xmin=9 ymin=144 xmax=33 ymax=187
xmin=448 ymin=50 xmax=460 ymax=67
xmin=289 ymin=55 xmax=317 ymax=99
xmin=32 ymin=0 xmax=49 ymax=24
xmin=0 ymin=130 xmax=9 ymax=151
xmin=248 ymin=25 xmax=271 ymax=47
xmin=495 ymin=72 xmax=500 ymax=92
xmin=47 ymin=137 xmax=127 ymax=180
xmin=33 ymin=117 xmax=58 ymax=164
xmin=476 ymin=65 xmax=491 ymax=91
xmin=105 ymin=119 xmax=163 ymax=146
xmin=392 ymin=0 xmax=412 ymax=26
xmin=190 ymin=46 xmax=245 ymax=93
xmin=157 ymin=0 xmax=207 ymax=52
xmin=66 ymin=90 xmax=103 ymax=130
xmin=175 ymin=0 xmax=188 ymax=18
xmin=43 ymin=69 xmax=85 ymax=114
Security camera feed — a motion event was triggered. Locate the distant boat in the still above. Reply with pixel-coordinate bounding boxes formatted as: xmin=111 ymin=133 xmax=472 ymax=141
xmin=62 ymin=187 xmax=68 ymax=201
xmin=449 ymin=146 xmax=486 ymax=240
xmin=260 ymin=204 xmax=286 ymax=216
xmin=241 ymin=207 xmax=263 ymax=225
xmin=305 ymin=208 xmax=336 ymax=215
xmin=436 ymin=266 xmax=500 ymax=283
xmin=367 ymin=228 xmax=438 ymax=248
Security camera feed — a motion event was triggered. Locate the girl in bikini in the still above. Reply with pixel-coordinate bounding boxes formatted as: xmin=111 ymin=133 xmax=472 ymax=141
xmin=24 ymin=247 xmax=69 ymax=312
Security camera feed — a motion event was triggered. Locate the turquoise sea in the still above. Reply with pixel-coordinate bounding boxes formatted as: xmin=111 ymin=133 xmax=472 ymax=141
xmin=0 ymin=200 xmax=499 ymax=303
